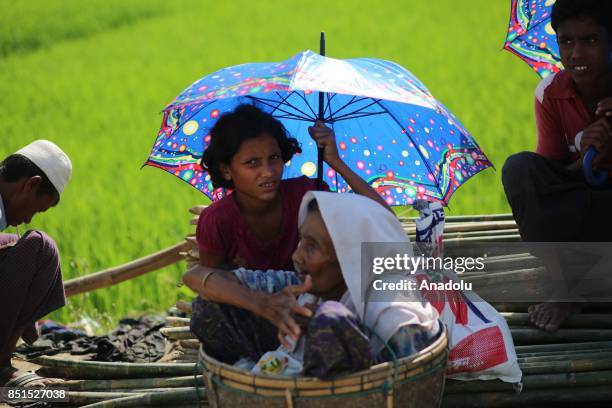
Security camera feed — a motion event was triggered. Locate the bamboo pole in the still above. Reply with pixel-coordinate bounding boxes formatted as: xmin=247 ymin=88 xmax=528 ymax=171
xmin=444 ymin=234 xmax=522 ymax=244
xmin=165 ymin=317 xmax=191 ymax=327
xmin=517 ymin=351 xmax=612 ymax=364
xmin=490 ymin=303 xmax=529 ymax=313
xmin=62 ymin=375 xmax=203 ymax=391
xmin=402 ymin=220 xmax=518 ymax=234
xmin=401 ymin=213 xmax=513 ymax=223
xmin=178 ymin=339 xmax=201 ymax=349
xmin=80 ymin=387 xmax=204 ymax=408
xmin=64 ymin=241 xmax=190 ymax=297
xmin=189 ymin=205 xmax=207 ymax=215
xmin=520 ymin=358 xmax=612 ymax=374
xmin=442 ymin=385 xmax=612 ymax=407
xmin=511 ymin=329 xmax=612 ymax=345
xmin=517 ymin=347 xmax=612 ymax=358
xmin=413 ymin=229 xmax=520 ymax=241
xmin=503 ymin=312 xmax=612 ymax=329
xmin=175 ymin=301 xmax=192 ymax=314
xmin=443 ymin=237 xmax=524 ymax=258
xmin=161 ymin=327 xmax=196 ymax=340
xmin=444 ymin=370 xmax=612 ymax=394
xmin=65 ymin=391 xmax=145 ymax=405
xmin=33 ymin=356 xmax=196 ymax=379
xmin=462 ymin=267 xmax=545 ymax=285
xmin=482 ymin=256 xmax=541 ymax=272
xmin=515 ymin=341 xmax=612 ymax=354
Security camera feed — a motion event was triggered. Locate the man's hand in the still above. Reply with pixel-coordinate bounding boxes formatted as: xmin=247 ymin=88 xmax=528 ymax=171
xmin=256 ymin=276 xmax=313 ymax=348
xmin=308 ymin=121 xmax=341 ymax=166
xmin=595 ymin=97 xmax=612 ymax=118
xmin=579 ymin=118 xmax=612 ymax=171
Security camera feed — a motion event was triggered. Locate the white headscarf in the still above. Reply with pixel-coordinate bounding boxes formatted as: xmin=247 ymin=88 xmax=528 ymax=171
xmin=297 ymin=191 xmax=439 ymax=350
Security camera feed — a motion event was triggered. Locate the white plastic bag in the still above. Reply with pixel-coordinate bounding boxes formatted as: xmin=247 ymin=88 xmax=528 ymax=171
xmin=414 ymin=201 xmax=521 ymax=383
xmin=417 ymin=271 xmax=522 ymax=382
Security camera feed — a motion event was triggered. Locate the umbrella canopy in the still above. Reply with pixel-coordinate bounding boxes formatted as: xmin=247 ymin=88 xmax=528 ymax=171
xmin=504 ymin=0 xmax=562 ymax=78
xmin=146 ymin=50 xmax=492 ymax=205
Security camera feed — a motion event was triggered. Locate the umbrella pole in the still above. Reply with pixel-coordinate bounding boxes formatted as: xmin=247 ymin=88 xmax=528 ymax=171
xmin=317 ymin=31 xmax=326 ymax=189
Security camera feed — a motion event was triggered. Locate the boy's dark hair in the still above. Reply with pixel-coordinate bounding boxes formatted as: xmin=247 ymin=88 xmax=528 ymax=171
xmin=201 ymin=103 xmax=301 ymax=189
xmin=551 ymin=0 xmax=612 ymax=35
xmin=0 ymin=154 xmax=58 ymax=197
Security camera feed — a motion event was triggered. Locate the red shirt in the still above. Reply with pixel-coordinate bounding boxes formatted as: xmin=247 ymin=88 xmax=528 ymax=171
xmin=196 ymin=176 xmax=326 ymax=271
xmin=535 ymin=70 xmax=591 ymax=163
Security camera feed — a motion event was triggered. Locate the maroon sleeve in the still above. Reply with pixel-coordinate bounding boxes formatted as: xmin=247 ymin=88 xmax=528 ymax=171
xmin=535 ymin=95 xmax=570 ymax=162
xmin=301 ymin=176 xmax=330 ymax=192
xmin=196 ymin=207 xmax=228 ymax=257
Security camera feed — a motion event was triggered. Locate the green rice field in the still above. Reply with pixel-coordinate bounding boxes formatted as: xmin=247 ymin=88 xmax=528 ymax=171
xmin=0 ymin=0 xmax=540 ymax=326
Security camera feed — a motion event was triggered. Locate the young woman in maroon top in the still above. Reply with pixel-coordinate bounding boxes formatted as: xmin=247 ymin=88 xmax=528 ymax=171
xmin=184 ymin=104 xmax=389 ymax=335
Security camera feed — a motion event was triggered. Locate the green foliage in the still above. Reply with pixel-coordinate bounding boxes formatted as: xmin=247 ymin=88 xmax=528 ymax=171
xmin=0 ymin=0 xmax=539 ymax=323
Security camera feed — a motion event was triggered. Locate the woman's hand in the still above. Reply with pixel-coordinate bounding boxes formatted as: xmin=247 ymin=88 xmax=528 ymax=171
xmin=256 ymin=276 xmax=313 ymax=347
xmin=308 ymin=121 xmax=341 ymax=166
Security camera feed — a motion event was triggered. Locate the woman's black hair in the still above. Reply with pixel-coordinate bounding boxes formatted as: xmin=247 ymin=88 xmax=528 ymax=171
xmin=0 ymin=154 xmax=57 ymax=197
xmin=200 ymin=103 xmax=302 ymax=189
xmin=551 ymin=0 xmax=612 ymax=36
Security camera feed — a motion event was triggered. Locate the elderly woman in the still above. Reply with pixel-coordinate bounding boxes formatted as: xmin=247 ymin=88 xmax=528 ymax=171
xmin=184 ymin=191 xmax=440 ymax=378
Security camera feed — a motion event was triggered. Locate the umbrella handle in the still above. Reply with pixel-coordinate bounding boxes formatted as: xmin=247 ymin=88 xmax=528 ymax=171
xmin=583 ymin=145 xmax=608 ymax=187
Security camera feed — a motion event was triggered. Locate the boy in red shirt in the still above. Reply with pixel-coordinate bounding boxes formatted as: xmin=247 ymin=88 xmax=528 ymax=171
xmin=502 ymin=0 xmax=612 ymax=332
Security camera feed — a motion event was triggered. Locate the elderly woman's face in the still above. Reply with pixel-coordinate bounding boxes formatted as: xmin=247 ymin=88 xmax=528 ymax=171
xmin=292 ymin=209 xmax=344 ymax=300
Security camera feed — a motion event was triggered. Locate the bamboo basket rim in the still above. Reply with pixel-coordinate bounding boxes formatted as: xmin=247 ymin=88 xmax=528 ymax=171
xmin=199 ymin=325 xmax=447 ymax=394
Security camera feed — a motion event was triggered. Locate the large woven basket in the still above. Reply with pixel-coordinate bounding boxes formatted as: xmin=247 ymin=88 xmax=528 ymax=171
xmin=199 ymin=326 xmax=448 ymax=408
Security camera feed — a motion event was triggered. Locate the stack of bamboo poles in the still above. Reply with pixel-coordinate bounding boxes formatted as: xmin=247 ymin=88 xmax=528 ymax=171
xmin=158 ymin=317 xmax=200 ymax=364
xmin=40 ymin=209 xmax=610 ymax=406
xmin=444 ymin=341 xmax=612 ymax=407
xmin=33 ymin=356 xmax=205 ymax=407
xmin=184 ymin=205 xmax=207 ymax=268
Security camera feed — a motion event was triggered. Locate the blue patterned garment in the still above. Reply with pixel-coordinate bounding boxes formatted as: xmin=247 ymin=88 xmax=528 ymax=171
xmin=232 ymin=268 xmax=300 ymax=293
xmin=378 ymin=323 xmax=440 ymax=363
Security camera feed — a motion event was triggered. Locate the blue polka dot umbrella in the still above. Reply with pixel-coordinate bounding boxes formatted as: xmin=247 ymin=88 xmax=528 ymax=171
xmin=504 ymin=0 xmax=563 ymax=78
xmin=145 ymin=50 xmax=492 ymax=206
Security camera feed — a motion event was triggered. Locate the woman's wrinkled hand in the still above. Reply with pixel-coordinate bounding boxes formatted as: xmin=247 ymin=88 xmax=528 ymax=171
xmin=256 ymin=276 xmax=313 ymax=348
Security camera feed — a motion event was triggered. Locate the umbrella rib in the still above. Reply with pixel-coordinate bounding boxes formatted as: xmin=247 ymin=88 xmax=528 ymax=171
xmin=372 ymin=100 xmax=445 ymax=199
xmin=324 ymin=93 xmax=337 ymax=119
xmin=291 ymin=91 xmax=318 ymax=118
xmin=272 ymin=91 xmax=315 ymax=119
xmin=331 ymin=96 xmax=370 ymax=118
xmin=331 ymin=99 xmax=384 ymax=121
xmin=269 ymin=91 xmax=318 ymax=120
xmin=246 ymin=95 xmax=313 ymax=121
xmin=273 ymin=114 xmax=318 ymax=122
xmin=331 ymin=111 xmax=389 ymax=122
xmin=268 ymin=91 xmax=314 ymax=119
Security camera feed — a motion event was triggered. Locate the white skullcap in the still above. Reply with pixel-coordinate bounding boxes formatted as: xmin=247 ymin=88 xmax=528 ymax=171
xmin=15 ymin=140 xmax=72 ymax=195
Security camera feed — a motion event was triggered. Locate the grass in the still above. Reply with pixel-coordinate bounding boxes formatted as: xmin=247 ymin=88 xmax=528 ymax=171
xmin=0 ymin=0 xmax=540 ymax=324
